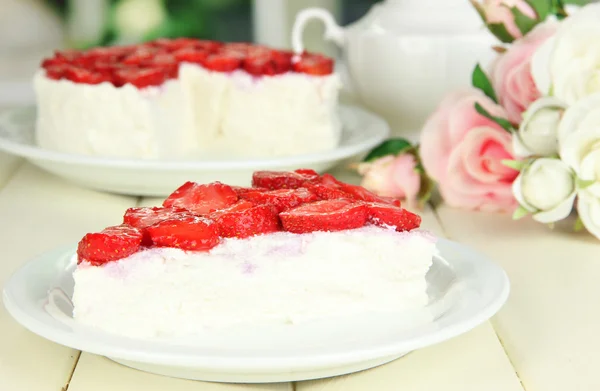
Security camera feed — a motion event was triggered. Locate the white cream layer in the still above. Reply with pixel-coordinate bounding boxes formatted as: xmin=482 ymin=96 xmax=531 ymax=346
xmin=34 ymin=64 xmax=342 ymax=159
xmin=72 ymin=226 xmax=437 ymax=339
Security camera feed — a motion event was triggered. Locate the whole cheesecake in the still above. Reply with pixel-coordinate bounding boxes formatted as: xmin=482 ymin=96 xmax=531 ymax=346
xmin=72 ymin=169 xmax=437 ymax=339
xmin=34 ymin=39 xmax=341 ymax=159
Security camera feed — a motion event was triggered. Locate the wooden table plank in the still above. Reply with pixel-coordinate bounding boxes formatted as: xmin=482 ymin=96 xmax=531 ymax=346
xmin=297 ymin=324 xmax=523 ymax=391
xmin=0 ymin=151 xmax=22 ymax=191
xmin=69 ymin=354 xmax=292 ymax=391
xmin=0 ymin=163 xmax=137 ymax=391
xmin=434 ymin=204 xmax=600 ymax=391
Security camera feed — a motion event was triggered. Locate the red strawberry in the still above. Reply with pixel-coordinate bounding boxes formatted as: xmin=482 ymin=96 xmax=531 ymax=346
xmin=202 ymin=53 xmax=242 ymax=72
xmin=213 ymin=205 xmax=280 ymax=239
xmin=303 ymin=183 xmax=349 ymax=200
xmin=210 ymin=199 xmax=255 ymax=215
xmin=292 ymin=52 xmax=334 ymax=76
xmin=243 ymin=49 xmax=292 ymax=76
xmin=115 ymin=67 xmax=167 ymax=88
xmin=77 ymin=225 xmax=144 ymax=265
xmin=123 ymin=206 xmax=191 ymax=228
xmin=240 ymin=188 xmax=318 ymax=212
xmin=280 ymin=199 xmax=368 ymax=233
xmin=64 ymin=66 xmax=110 ymax=85
xmin=123 ymin=47 xmax=159 ymax=65
xmin=318 ymin=173 xmax=401 ymax=206
xmin=222 ymin=42 xmax=253 ymax=58
xmin=45 ymin=65 xmax=69 ymax=80
xmin=163 ymin=181 xmax=239 ymax=215
xmin=294 ymin=168 xmax=319 ymax=176
xmin=232 ymin=186 xmax=266 ymax=195
xmin=251 ymin=170 xmax=318 ymax=190
xmin=366 ymin=203 xmax=421 ymax=231
xmin=146 ymin=215 xmax=220 ymax=251
xmin=173 ymin=48 xmax=210 ymax=64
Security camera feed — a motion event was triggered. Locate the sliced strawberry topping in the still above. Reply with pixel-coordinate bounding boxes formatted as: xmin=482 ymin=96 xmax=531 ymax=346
xmin=251 ymin=170 xmax=318 ymax=190
xmin=317 ymin=174 xmax=401 ymax=206
xmin=123 ymin=206 xmax=191 ymax=228
xmin=45 ymin=65 xmax=69 ymax=80
xmin=173 ymin=48 xmax=210 ymax=64
xmin=64 ymin=66 xmax=110 ymax=85
xmin=232 ymin=186 xmax=266 ymax=195
xmin=243 ymin=49 xmax=292 ymax=76
xmin=146 ymin=215 xmax=220 ymax=250
xmin=366 ymin=203 xmax=421 ymax=231
xmin=303 ymin=183 xmax=349 ymax=200
xmin=123 ymin=47 xmax=159 ymax=65
xmin=294 ymin=168 xmax=319 ymax=176
xmin=163 ymin=181 xmax=238 ymax=215
xmin=115 ymin=67 xmax=168 ymax=88
xmin=213 ymin=205 xmax=280 ymax=239
xmin=280 ymin=199 xmax=368 ymax=233
xmin=293 ymin=52 xmax=334 ymax=76
xmin=240 ymin=188 xmax=318 ymax=212
xmin=77 ymin=225 xmax=144 ymax=265
xmin=202 ymin=53 xmax=242 ymax=72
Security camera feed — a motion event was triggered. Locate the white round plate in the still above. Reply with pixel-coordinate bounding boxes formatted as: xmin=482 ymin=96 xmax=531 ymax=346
xmin=3 ymin=238 xmax=509 ymax=383
xmin=0 ymin=105 xmax=388 ymax=196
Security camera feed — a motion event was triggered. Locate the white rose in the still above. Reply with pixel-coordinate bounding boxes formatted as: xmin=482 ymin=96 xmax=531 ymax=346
xmin=557 ymin=93 xmax=600 ymax=198
xmin=512 ymin=97 xmax=567 ymax=158
xmin=531 ymin=3 xmax=600 ymax=104
xmin=512 ymin=158 xmax=576 ymax=223
xmin=576 ymin=191 xmax=600 ymax=240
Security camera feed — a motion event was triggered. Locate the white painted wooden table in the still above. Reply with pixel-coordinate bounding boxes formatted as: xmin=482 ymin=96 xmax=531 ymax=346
xmin=0 ymin=137 xmax=596 ymax=390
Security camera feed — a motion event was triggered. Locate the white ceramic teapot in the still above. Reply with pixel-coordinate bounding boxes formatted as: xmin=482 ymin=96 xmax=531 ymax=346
xmin=292 ymin=0 xmax=497 ymax=139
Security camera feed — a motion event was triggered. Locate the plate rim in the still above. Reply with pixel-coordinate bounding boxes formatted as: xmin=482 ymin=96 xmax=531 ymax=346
xmin=0 ymin=104 xmax=389 ymax=170
xmin=3 ymin=237 xmax=510 ymax=370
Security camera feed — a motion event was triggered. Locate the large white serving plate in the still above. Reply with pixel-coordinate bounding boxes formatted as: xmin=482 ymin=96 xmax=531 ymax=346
xmin=0 ymin=104 xmax=388 ymax=196
xmin=3 ymin=238 xmax=509 ymax=383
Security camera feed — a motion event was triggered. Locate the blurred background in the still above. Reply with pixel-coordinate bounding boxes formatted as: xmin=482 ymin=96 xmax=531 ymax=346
xmin=0 ymin=0 xmax=375 ymax=106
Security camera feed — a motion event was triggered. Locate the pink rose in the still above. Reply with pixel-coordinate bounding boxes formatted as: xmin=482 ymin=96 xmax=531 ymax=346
xmin=480 ymin=0 xmax=537 ymax=40
xmin=357 ymin=154 xmax=421 ymax=205
xmin=420 ymin=88 xmax=519 ymax=212
xmin=491 ymin=21 xmax=558 ymax=123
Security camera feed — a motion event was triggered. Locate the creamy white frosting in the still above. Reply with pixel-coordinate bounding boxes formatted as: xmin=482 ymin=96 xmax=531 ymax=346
xmin=34 ymin=64 xmax=342 ymax=159
xmin=72 ymin=226 xmax=437 ymax=339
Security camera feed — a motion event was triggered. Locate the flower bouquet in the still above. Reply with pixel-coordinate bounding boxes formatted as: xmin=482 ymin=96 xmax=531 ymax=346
xmin=356 ymin=0 xmax=600 ymax=239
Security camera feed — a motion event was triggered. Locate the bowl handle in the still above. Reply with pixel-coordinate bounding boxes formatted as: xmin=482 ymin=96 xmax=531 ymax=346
xmin=291 ymin=8 xmax=345 ymax=54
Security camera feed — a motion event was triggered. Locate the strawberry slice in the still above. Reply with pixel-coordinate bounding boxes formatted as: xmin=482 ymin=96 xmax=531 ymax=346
xmin=123 ymin=206 xmax=191 ymax=228
xmin=252 ymin=170 xmax=318 ymax=190
xmin=44 ymin=65 xmax=69 ymax=80
xmin=366 ymin=203 xmax=421 ymax=231
xmin=202 ymin=52 xmax=242 ymax=72
xmin=146 ymin=215 xmax=220 ymax=251
xmin=243 ymin=49 xmax=292 ymax=76
xmin=64 ymin=66 xmax=111 ymax=85
xmin=318 ymin=174 xmax=401 ymax=206
xmin=77 ymin=225 xmax=144 ymax=265
xmin=294 ymin=168 xmax=319 ymax=176
xmin=163 ymin=181 xmax=239 ymax=215
xmin=293 ymin=52 xmax=334 ymax=76
xmin=115 ymin=67 xmax=167 ymax=88
xmin=280 ymin=199 xmax=368 ymax=233
xmin=232 ymin=186 xmax=266 ymax=195
xmin=123 ymin=47 xmax=159 ymax=65
xmin=240 ymin=188 xmax=318 ymax=212
xmin=303 ymin=183 xmax=349 ymax=201
xmin=210 ymin=199 xmax=255 ymax=215
xmin=173 ymin=48 xmax=210 ymax=64
xmin=213 ymin=205 xmax=280 ymax=238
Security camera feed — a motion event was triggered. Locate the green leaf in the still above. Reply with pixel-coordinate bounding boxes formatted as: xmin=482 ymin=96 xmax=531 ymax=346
xmin=511 ymin=6 xmax=539 ymax=36
xmin=474 ymin=103 xmax=514 ymax=132
xmin=472 ymin=64 xmax=498 ymax=103
xmin=524 ymin=0 xmax=552 ymax=20
xmin=576 ymin=178 xmax=596 ymax=189
xmin=469 ymin=0 xmax=487 ymax=22
xmin=574 ymin=215 xmax=585 ymax=232
xmin=363 ymin=138 xmax=414 ymax=162
xmin=502 ymin=159 xmax=527 ymax=171
xmin=551 ymin=0 xmax=569 ymax=19
xmin=513 ymin=205 xmax=530 ymax=220
xmin=487 ymin=23 xmax=516 ymax=43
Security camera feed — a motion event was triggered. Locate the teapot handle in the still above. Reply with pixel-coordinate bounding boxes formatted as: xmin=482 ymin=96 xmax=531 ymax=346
xmin=291 ymin=8 xmax=345 ymax=54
